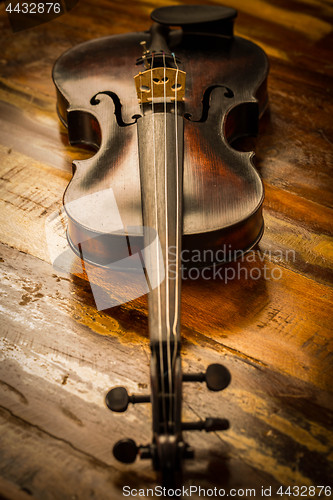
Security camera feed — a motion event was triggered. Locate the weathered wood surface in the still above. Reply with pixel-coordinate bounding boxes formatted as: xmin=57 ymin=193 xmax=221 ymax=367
xmin=0 ymin=0 xmax=332 ymax=498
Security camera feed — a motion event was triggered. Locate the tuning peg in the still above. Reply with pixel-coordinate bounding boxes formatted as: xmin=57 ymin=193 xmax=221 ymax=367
xmin=183 ymin=363 xmax=231 ymax=391
xmin=113 ymin=438 xmax=138 ymax=463
xmin=105 ymin=387 xmax=150 ymax=412
xmin=182 ymin=417 xmax=229 ymax=432
xmin=113 ymin=438 xmax=152 ymax=463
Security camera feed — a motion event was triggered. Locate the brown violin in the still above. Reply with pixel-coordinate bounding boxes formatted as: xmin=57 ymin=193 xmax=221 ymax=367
xmin=53 ymin=4 xmax=268 ymax=487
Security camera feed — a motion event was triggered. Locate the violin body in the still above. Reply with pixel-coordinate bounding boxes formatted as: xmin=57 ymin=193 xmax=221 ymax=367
xmin=53 ymin=5 xmax=269 ymax=486
xmin=53 ymin=9 xmax=268 ymax=266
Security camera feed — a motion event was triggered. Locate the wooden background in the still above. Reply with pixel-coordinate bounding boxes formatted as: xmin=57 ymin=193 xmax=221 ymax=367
xmin=0 ymin=0 xmax=332 ymax=498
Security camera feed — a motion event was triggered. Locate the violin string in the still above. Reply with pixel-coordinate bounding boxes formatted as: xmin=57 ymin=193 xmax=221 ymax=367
xmin=150 ymin=52 xmax=168 ymax=434
xmin=140 ymin=67 xmax=143 ymax=115
xmin=171 ymin=52 xmax=180 ymax=380
xmin=163 ymin=52 xmax=173 ymax=427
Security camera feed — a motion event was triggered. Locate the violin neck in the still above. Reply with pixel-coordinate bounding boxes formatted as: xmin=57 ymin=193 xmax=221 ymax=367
xmin=137 ymin=111 xmax=183 ymax=348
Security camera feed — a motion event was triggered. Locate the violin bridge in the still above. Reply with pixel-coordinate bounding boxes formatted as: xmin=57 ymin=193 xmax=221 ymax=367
xmin=134 ymin=67 xmax=186 ymax=104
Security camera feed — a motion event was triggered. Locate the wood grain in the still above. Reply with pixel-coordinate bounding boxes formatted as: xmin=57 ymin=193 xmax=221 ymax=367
xmin=0 ymin=0 xmax=332 ymax=498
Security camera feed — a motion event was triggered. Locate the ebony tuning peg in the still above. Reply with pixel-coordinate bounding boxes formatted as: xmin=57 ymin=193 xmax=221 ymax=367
xmin=113 ymin=439 xmax=152 ymax=463
xmin=182 ymin=417 xmax=229 ymax=432
xmin=105 ymin=386 xmax=150 ymax=412
xmin=113 ymin=439 xmax=138 ymax=463
xmin=205 ymin=364 xmax=231 ymax=391
xmin=183 ymin=363 xmax=231 ymax=391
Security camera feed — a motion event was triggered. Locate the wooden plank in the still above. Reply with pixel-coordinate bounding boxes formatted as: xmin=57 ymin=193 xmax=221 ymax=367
xmin=0 ymin=476 xmax=35 ymax=500
xmin=0 ymin=144 xmax=332 ymax=389
xmin=0 ymin=0 xmax=332 ymax=496
xmin=0 ymin=243 xmax=332 ymax=498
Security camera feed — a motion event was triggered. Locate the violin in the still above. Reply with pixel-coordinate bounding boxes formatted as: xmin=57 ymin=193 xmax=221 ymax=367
xmin=53 ymin=4 xmax=269 ymax=486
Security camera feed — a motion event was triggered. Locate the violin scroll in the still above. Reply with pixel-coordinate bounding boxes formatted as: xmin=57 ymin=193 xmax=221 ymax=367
xmin=106 ymin=363 xmax=231 ymax=469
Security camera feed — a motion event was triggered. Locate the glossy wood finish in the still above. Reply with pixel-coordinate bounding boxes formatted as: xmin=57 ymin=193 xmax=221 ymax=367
xmin=0 ymin=0 xmax=332 ymax=498
xmin=52 ymin=28 xmax=268 ymax=264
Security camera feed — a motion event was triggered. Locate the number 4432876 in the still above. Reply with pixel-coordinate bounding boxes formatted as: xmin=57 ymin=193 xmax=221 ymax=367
xmin=277 ymin=485 xmax=331 ymax=496
xmin=5 ymin=3 xmax=62 ymax=14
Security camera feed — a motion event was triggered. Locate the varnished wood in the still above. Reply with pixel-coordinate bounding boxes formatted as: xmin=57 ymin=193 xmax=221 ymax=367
xmin=52 ymin=28 xmax=268 ymax=264
xmin=0 ymin=0 xmax=332 ymax=497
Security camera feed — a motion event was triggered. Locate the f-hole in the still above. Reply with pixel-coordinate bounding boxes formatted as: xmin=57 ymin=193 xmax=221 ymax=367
xmin=90 ymin=91 xmax=139 ymax=127
xmin=184 ymin=85 xmax=234 ymax=123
